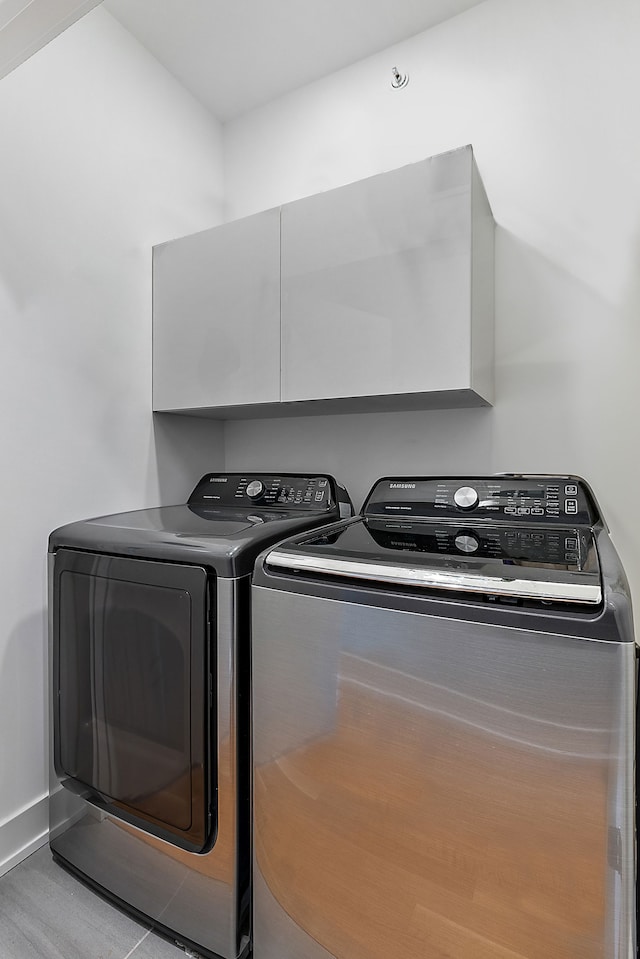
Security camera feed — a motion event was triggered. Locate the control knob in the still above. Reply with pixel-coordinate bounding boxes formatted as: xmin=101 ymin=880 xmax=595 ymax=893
xmin=453 ymin=486 xmax=479 ymax=510
xmin=246 ymin=480 xmax=265 ymax=500
xmin=455 ymin=533 xmax=479 ymax=554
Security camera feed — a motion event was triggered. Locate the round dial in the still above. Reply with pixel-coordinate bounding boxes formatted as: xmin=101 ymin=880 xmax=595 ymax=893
xmin=453 ymin=486 xmax=479 ymax=510
xmin=455 ymin=532 xmax=479 ymax=554
xmin=246 ymin=479 xmax=265 ymax=499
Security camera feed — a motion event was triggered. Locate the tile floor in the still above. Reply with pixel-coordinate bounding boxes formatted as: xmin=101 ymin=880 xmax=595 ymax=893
xmin=0 ymin=844 xmax=191 ymax=959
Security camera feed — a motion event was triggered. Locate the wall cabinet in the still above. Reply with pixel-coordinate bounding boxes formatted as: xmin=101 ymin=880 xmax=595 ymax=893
xmin=153 ymin=146 xmax=494 ymax=418
xmin=153 ymin=208 xmax=281 ymax=411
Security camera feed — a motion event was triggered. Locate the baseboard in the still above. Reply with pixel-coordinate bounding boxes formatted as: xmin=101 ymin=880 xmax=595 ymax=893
xmin=0 ymin=793 xmax=49 ymax=878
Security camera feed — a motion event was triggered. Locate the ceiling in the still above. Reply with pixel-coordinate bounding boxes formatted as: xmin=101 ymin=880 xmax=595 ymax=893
xmin=103 ymin=0 xmax=487 ymax=122
xmin=0 ymin=0 xmax=101 ymax=82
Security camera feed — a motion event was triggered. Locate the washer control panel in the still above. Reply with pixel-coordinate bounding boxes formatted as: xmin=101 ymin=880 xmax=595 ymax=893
xmin=189 ymin=473 xmax=336 ymax=510
xmin=364 ymin=476 xmax=597 ymax=525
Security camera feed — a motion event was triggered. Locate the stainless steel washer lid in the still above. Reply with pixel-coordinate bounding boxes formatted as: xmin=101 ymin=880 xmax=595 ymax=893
xmin=264 ymin=473 xmax=605 ymax=606
xmin=265 ymin=538 xmax=602 ymax=604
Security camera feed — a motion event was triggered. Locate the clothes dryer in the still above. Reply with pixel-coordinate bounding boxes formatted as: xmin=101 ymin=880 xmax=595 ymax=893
xmin=251 ymin=474 xmax=635 ymax=959
xmin=49 ymin=472 xmax=352 ymax=959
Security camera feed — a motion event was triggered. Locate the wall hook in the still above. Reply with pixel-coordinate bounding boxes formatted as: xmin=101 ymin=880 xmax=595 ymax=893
xmin=391 ymin=66 xmax=409 ymax=89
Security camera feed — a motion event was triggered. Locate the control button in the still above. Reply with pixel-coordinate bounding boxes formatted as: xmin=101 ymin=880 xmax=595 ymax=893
xmin=565 ymin=499 xmax=578 ymax=514
xmin=531 ymin=508 xmax=545 ymax=516
xmin=565 ymin=484 xmax=578 ymax=496
xmin=455 ymin=533 xmax=480 ymax=554
xmin=318 ymin=479 xmax=328 ymax=488
xmin=314 ymin=491 xmax=324 ymax=502
xmin=453 ymin=486 xmax=479 ymax=510
xmin=517 ymin=507 xmax=531 ymax=515
xmin=246 ymin=480 xmax=265 ymax=499
xmin=565 ymin=537 xmax=579 ymax=550
xmin=503 ymin=506 xmax=517 ymax=515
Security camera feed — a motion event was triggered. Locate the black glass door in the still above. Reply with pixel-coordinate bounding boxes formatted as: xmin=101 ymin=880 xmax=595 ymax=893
xmin=53 ymin=549 xmax=214 ymax=852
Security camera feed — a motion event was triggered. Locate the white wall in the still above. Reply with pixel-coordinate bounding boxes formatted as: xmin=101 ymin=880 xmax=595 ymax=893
xmin=0 ymin=8 xmax=224 ymax=875
xmin=223 ymin=0 xmax=640 ymax=601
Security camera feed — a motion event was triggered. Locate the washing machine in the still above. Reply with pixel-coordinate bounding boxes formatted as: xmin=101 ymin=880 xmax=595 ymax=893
xmin=251 ymin=474 xmax=636 ymax=959
xmin=48 ymin=472 xmax=352 ymax=959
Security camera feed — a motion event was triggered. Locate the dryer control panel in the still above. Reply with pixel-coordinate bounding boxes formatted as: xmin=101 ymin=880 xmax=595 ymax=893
xmin=189 ymin=473 xmax=340 ymax=511
xmin=364 ymin=475 xmax=598 ymax=526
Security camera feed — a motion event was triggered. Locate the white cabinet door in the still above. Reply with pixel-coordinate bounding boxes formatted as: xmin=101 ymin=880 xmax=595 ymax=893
xmin=153 ymin=208 xmax=281 ymax=412
xmin=280 ymin=147 xmax=492 ymax=405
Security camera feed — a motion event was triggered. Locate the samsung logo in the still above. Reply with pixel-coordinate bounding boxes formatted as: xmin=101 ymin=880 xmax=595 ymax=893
xmin=389 ymin=482 xmax=416 ymax=489
xmin=209 ymin=477 xmax=228 ymax=483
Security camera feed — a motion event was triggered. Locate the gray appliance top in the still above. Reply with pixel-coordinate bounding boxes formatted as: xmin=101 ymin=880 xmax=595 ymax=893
xmin=49 ymin=472 xmax=352 ymax=577
xmin=263 ymin=475 xmax=605 ymax=606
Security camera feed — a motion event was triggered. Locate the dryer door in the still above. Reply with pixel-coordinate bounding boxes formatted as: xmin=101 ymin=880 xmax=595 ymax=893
xmin=53 ymin=549 xmax=214 ymax=853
